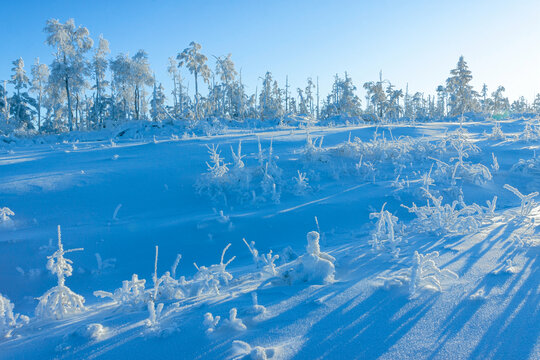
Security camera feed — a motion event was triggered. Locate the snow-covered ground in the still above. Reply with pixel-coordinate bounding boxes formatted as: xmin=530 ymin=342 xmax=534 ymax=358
xmin=0 ymin=118 xmax=539 ymax=359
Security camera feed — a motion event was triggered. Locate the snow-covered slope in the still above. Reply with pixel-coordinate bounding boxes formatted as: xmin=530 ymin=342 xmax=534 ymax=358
xmin=0 ymin=119 xmax=538 ymax=359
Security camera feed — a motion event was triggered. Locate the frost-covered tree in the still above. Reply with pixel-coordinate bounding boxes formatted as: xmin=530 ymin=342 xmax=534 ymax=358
xmin=511 ymin=96 xmax=528 ymax=114
xmin=215 ymin=54 xmax=238 ymax=117
xmin=131 ymin=50 xmax=153 ymax=120
xmin=44 ymin=18 xmax=93 ymax=131
xmin=0 ymin=293 xmax=28 ymax=338
xmin=9 ymin=58 xmax=34 ymax=129
xmin=435 ymin=85 xmax=446 ymax=117
xmin=110 ymin=53 xmax=133 ymax=121
xmin=177 ymin=42 xmax=211 ymax=118
xmin=90 ymin=35 xmax=110 ymax=127
xmin=491 ymin=86 xmax=509 ymax=114
xmin=258 ymin=72 xmax=283 ymax=120
xmin=150 ymin=81 xmax=167 ymax=122
xmin=321 ymin=73 xmax=362 ymax=119
xmin=445 ymin=56 xmax=477 ymax=116
xmin=36 ymin=225 xmax=86 ymax=320
xmin=30 ymin=58 xmax=49 ymax=132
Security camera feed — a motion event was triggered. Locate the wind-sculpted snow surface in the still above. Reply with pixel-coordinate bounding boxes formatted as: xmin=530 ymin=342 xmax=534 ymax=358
xmin=0 ymin=118 xmax=539 ymax=360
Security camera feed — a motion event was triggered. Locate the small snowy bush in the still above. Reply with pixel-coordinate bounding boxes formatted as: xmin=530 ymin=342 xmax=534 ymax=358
xmin=402 ymin=189 xmax=482 ymax=235
xmin=232 ymin=340 xmax=275 ymax=360
xmin=0 ymin=293 xmax=29 ymax=338
xmin=381 ymin=251 xmax=458 ymax=296
xmin=94 ymin=274 xmax=148 ymax=308
xmin=369 ymin=203 xmax=402 ymax=257
xmin=243 ymin=239 xmax=279 ymax=276
xmin=224 ymin=308 xmax=246 ymax=331
xmin=36 ymin=226 xmax=86 ymax=320
xmin=278 ymin=231 xmax=335 ymax=284
xmin=504 ymin=184 xmax=539 ymax=217
xmin=191 ymin=243 xmax=236 ymax=296
xmin=0 ymin=207 xmax=14 ymax=223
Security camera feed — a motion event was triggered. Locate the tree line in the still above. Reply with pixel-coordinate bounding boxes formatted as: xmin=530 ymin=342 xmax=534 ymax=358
xmin=1 ymin=19 xmax=538 ymax=135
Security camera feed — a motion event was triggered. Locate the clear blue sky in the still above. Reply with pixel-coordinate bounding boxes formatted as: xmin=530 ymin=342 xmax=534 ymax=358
xmin=1 ymin=0 xmax=540 ymax=102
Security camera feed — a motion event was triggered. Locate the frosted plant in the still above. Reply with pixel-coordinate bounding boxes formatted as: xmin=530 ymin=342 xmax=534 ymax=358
xmin=145 ymin=300 xmax=164 ymax=329
xmin=206 ymin=144 xmax=229 ymax=178
xmin=0 ymin=207 xmax=14 ymax=222
xmin=224 ymin=308 xmax=246 ymax=331
xmin=511 ymin=151 xmax=540 ymax=174
xmin=521 ymin=122 xmax=538 ymax=142
xmin=192 ymin=243 xmax=236 ymax=295
xmin=369 ymin=203 xmax=402 ymax=258
xmin=408 ymin=251 xmax=458 ymax=296
xmin=94 ymin=274 xmax=147 ymax=307
xmin=481 ymin=196 xmax=498 ymax=221
xmin=242 ymin=239 xmax=279 ymax=276
xmin=250 ymin=292 xmax=266 ymax=316
xmin=203 ymin=312 xmax=220 ymax=334
xmin=402 ymin=189 xmax=481 ymax=234
xmin=36 ymin=225 xmax=86 ymax=320
xmin=171 ymin=253 xmax=182 ymax=279
xmin=0 ymin=293 xmax=29 ymax=338
xmin=230 ymin=141 xmax=245 ymax=169
xmin=491 ymin=153 xmax=499 ymax=172
xmin=504 ymin=184 xmax=539 ymax=217
xmin=279 ymin=231 xmax=335 ymax=284
xmin=78 ymin=323 xmax=108 ymax=341
xmin=292 ymin=170 xmax=310 ymax=195
xmin=486 ymin=122 xmax=505 ymax=140
xmin=232 ymin=340 xmax=275 ymax=360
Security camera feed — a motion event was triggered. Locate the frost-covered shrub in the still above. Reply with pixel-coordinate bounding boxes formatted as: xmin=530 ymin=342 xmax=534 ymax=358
xmin=381 ymin=251 xmax=458 ymax=296
xmin=203 ymin=312 xmax=220 ymax=334
xmin=232 ymin=340 xmax=275 ymax=360
xmin=0 ymin=293 xmax=29 ymax=338
xmin=145 ymin=300 xmax=165 ymax=329
xmin=196 ymin=140 xmax=283 ymax=205
xmin=0 ymin=207 xmax=14 ymax=223
xmin=504 ymin=184 xmax=539 ymax=217
xmin=191 ymin=243 xmax=236 ymax=296
xmin=520 ymin=122 xmax=540 ymax=142
xmin=292 ymin=170 xmax=310 ymax=195
xmin=485 ymin=121 xmax=505 ymax=140
xmin=36 ymin=225 xmax=86 ymax=320
xmin=511 ymin=151 xmax=540 ymax=175
xmin=243 ymin=239 xmax=279 ymax=276
xmin=402 ymin=189 xmax=482 ymax=235
xmin=94 ymin=274 xmax=148 ymax=307
xmin=278 ymin=231 xmax=335 ymax=284
xmin=408 ymin=251 xmax=458 ymax=295
xmin=369 ymin=203 xmax=402 ymax=257
xmin=224 ymin=308 xmax=246 ymax=331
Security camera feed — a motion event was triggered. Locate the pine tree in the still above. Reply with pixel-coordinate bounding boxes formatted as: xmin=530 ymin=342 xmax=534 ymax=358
xmin=445 ymin=56 xmax=478 ymax=116
xmin=150 ymin=81 xmax=167 ymax=122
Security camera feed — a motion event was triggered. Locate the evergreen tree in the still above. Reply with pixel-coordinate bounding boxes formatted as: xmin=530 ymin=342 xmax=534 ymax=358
xmin=150 ymin=81 xmax=167 ymax=122
xmin=445 ymin=56 xmax=477 ymax=116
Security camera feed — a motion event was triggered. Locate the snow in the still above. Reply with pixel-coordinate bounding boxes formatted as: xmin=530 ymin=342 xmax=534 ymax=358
xmin=0 ymin=118 xmax=538 ymax=359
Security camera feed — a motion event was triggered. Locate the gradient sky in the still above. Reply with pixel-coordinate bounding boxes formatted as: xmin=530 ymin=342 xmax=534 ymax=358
xmin=1 ymin=0 xmax=540 ymax=103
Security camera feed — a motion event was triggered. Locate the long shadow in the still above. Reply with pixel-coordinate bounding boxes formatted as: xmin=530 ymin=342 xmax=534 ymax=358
xmin=469 ymin=250 xmax=540 ymax=360
xmin=290 ymin=288 xmax=438 ymax=359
